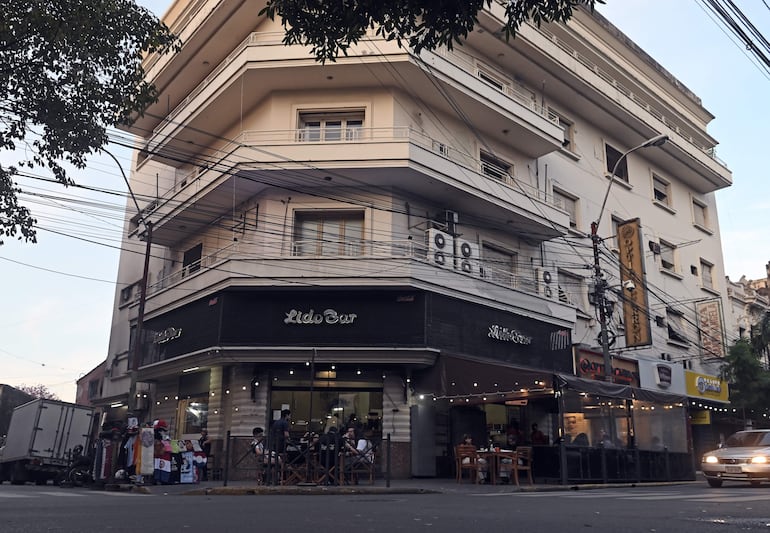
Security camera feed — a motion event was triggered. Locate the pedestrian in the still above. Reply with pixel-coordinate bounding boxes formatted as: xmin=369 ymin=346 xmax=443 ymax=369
xmin=198 ymin=428 xmax=212 ymax=481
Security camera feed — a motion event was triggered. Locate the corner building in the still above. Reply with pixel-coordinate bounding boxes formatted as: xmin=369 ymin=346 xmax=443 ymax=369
xmin=101 ymin=1 xmax=733 ymax=481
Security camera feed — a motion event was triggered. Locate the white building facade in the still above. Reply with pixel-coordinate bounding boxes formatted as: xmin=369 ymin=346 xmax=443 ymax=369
xmin=99 ymin=1 xmax=733 ymax=481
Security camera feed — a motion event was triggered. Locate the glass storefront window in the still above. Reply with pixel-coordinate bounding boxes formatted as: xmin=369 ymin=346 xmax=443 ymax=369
xmin=271 ymin=389 xmax=383 ymax=438
xmin=632 ymin=400 xmax=687 ymax=453
xmin=178 ymin=397 xmax=209 ymax=435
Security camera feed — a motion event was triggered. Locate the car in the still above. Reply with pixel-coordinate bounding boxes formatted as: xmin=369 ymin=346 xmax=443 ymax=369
xmin=701 ymin=429 xmax=770 ymax=487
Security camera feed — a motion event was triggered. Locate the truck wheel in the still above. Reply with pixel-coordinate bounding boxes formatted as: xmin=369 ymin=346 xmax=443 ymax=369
xmin=10 ymin=462 xmax=28 ymax=485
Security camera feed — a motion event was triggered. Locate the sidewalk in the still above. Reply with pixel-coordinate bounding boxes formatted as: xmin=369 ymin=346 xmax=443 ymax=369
xmin=104 ymin=475 xmax=702 ymax=496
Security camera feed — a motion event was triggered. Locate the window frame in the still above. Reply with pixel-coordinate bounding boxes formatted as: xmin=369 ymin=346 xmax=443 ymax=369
xmin=553 ymin=188 xmax=578 ymax=230
xmin=293 ymin=210 xmax=365 ymax=257
xmin=666 ymin=309 xmax=690 ymax=346
xmin=652 ymin=174 xmax=672 ymax=209
xmin=659 ymin=240 xmax=677 ymax=274
xmin=480 ymin=151 xmax=512 ymax=182
xmin=480 ymin=243 xmax=518 ymax=288
xmin=700 ymin=259 xmax=715 ymax=290
xmin=692 ymin=197 xmax=711 ymax=232
xmin=605 ymin=143 xmax=629 ymax=182
xmin=298 ymin=110 xmax=364 ymax=142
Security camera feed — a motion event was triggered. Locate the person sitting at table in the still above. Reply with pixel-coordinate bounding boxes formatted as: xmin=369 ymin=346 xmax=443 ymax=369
xmin=530 ymin=423 xmax=548 ymax=445
xmin=506 ymin=419 xmax=523 ymax=449
xmin=460 ymin=434 xmax=488 ymax=483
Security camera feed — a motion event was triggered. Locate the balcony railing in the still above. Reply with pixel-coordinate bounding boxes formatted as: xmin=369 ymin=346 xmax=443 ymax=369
xmin=140 ymin=126 xmax=549 ymax=216
xmin=144 ymin=237 xmax=553 ymax=301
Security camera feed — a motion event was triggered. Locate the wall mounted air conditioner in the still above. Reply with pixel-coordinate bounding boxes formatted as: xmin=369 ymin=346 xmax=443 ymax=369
xmin=535 ymin=267 xmax=555 ymax=299
xmin=455 ymin=239 xmax=480 ymax=275
xmin=425 ymin=229 xmax=454 ymax=268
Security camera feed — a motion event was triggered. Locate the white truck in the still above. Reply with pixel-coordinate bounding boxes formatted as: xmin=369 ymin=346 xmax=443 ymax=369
xmin=0 ymin=399 xmax=95 ymax=485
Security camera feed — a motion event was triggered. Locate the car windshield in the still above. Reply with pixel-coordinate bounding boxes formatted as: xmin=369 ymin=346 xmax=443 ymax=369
xmin=725 ymin=431 xmax=770 ymax=447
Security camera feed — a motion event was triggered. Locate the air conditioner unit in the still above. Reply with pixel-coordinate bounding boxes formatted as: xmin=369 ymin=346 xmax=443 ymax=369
xmin=535 ymin=267 xmax=555 ymax=299
xmin=455 ymin=239 xmax=480 ymax=275
xmin=425 ymin=229 xmax=454 ymax=268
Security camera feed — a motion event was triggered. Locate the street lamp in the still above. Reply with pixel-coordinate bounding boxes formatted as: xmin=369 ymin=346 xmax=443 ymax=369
xmin=590 ymin=133 xmax=668 ymax=383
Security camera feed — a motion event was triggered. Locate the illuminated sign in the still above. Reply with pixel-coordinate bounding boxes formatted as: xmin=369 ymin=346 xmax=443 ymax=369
xmin=617 ymin=219 xmax=651 ymax=347
xmin=284 ymin=308 xmax=358 ymax=325
xmin=685 ymin=370 xmax=729 ymax=402
xmin=488 ymin=325 xmax=533 ymax=344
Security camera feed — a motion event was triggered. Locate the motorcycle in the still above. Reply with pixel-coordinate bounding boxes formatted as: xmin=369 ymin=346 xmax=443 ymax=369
xmin=59 ymin=444 xmax=93 ymax=487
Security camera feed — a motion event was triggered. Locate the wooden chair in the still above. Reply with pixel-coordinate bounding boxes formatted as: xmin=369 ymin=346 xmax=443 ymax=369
xmin=343 ymin=443 xmax=377 ymax=485
xmin=512 ymin=446 xmax=534 ymax=486
xmin=455 ymin=444 xmax=480 ymax=483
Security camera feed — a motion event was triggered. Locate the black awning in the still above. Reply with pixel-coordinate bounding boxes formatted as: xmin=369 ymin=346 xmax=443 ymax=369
xmin=413 ymin=354 xmax=551 ymax=398
xmin=555 ymin=373 xmax=686 ymax=403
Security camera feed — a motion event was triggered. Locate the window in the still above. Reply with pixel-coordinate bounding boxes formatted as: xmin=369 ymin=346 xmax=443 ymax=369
xmin=298 ymin=111 xmax=364 ymax=142
xmin=553 ymin=188 xmax=578 ymax=229
xmin=660 ymin=240 xmax=676 ymax=272
xmin=550 ymin=111 xmax=575 ymax=151
xmin=700 ymin=259 xmax=714 ymax=289
xmin=666 ymin=309 xmax=689 ymax=345
xmin=432 ymin=141 xmax=449 ymax=157
xmin=692 ymin=198 xmax=710 ymax=230
xmin=611 ymin=217 xmax=623 ymax=251
xmin=557 ymin=270 xmax=587 ymax=311
xmin=481 ymin=244 xmax=518 ymax=287
xmin=294 ymin=211 xmax=364 ymax=256
xmin=183 ymin=243 xmax=203 ymax=275
xmin=652 ymin=175 xmax=670 ymax=206
xmin=477 ymin=68 xmax=506 ymax=91
xmin=120 ymin=283 xmax=135 ymax=304
xmin=87 ymin=379 xmax=100 ymax=400
xmin=480 ymin=151 xmax=512 ymax=182
xmin=605 ymin=143 xmax=628 ymax=182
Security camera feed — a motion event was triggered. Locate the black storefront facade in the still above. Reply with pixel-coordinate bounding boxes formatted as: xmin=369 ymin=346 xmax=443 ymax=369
xmin=135 ymin=286 xmax=691 ymax=482
xmin=135 ymin=286 xmax=574 ymax=479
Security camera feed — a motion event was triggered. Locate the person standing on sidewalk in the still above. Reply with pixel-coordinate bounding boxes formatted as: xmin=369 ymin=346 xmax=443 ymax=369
xmin=198 ymin=429 xmax=212 ymax=481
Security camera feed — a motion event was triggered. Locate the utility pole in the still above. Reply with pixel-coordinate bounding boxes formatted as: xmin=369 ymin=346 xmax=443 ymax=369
xmin=592 ymin=134 xmax=668 ymax=383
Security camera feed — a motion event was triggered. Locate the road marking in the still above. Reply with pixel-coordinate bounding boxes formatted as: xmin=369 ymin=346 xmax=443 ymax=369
xmin=0 ymin=493 xmax=28 ymax=499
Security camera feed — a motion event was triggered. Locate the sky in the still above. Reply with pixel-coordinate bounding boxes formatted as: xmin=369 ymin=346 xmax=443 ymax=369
xmin=1 ymin=0 xmax=768 ymax=403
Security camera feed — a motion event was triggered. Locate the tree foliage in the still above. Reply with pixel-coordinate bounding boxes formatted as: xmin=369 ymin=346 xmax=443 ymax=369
xmin=17 ymin=383 xmax=59 ymax=401
xmin=721 ymin=339 xmax=770 ymax=413
xmin=0 ymin=0 xmax=178 ymax=244
xmin=260 ymin=0 xmax=602 ymax=63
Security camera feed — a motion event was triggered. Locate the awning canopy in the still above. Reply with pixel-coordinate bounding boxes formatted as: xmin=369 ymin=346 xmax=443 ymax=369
xmin=555 ymin=373 xmax=686 ymax=403
xmin=413 ymin=354 xmax=552 ymax=399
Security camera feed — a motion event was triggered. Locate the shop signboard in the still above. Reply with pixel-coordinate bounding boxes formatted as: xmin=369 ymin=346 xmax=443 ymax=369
xmin=690 ymin=410 xmax=712 ymax=425
xmin=575 ymin=348 xmax=640 ymax=386
xmin=637 ymin=359 xmax=686 ymax=395
xmin=684 ymin=370 xmax=729 ymax=403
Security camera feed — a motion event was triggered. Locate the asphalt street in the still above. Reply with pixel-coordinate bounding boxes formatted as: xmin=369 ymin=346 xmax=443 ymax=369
xmin=2 ymin=481 xmax=770 ymax=532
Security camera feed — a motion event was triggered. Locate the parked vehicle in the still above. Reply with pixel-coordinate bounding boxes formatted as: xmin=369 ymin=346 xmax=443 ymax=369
xmin=701 ymin=429 xmax=770 ymax=487
xmin=0 ymin=399 xmax=95 ymax=485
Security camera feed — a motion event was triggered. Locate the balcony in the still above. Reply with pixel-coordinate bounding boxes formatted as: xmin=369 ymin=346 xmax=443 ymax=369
xmin=135 ymin=126 xmax=569 ymax=247
xmin=140 ymin=237 xmax=576 ymax=326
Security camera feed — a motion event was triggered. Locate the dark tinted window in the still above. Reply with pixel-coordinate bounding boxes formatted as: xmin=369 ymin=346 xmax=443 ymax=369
xmin=725 ymin=431 xmax=770 ymax=447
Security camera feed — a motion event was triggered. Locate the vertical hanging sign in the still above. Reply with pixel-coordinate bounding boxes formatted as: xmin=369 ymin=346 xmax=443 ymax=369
xmin=617 ymin=218 xmax=652 ymax=347
xmin=695 ymin=299 xmax=726 ymax=358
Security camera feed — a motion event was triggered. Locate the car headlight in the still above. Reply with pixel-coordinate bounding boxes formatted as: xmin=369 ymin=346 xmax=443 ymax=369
xmin=750 ymin=455 xmax=767 ymax=464
xmin=703 ymin=455 xmax=718 ymax=464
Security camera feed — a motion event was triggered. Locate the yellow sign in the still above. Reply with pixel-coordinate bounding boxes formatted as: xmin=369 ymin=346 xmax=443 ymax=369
xmin=685 ymin=370 xmax=729 ymax=403
xmin=690 ymin=410 xmax=712 ymax=425
xmin=617 ymin=219 xmax=651 ymax=347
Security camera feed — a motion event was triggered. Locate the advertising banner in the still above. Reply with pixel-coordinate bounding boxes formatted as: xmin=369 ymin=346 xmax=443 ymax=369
xmin=696 ymin=299 xmax=726 ymax=358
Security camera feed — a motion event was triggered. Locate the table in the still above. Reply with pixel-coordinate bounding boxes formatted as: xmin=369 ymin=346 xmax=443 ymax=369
xmin=478 ymin=449 xmax=518 ymax=485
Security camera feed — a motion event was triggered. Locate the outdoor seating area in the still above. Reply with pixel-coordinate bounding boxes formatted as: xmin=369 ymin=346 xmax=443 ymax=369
xmin=254 ymin=439 xmax=378 ymax=486
xmin=454 ymin=444 xmax=533 ymax=485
